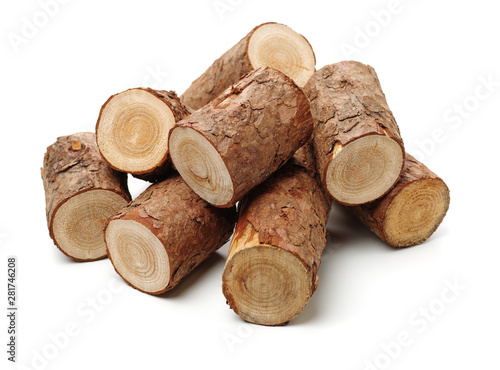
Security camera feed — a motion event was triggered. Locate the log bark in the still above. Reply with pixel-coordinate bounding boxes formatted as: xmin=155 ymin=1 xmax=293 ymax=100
xmin=222 ymin=147 xmax=332 ymax=326
xmin=347 ymin=154 xmax=450 ymax=247
xmin=42 ymin=132 xmax=131 ymax=261
xmin=304 ymin=61 xmax=405 ymax=205
xmin=169 ymin=67 xmax=314 ymax=208
xmin=105 ymin=174 xmax=237 ymax=294
xmin=290 ymin=140 xmax=318 ymax=176
xmin=96 ymin=88 xmax=191 ymax=182
xmin=180 ymin=22 xmax=316 ymax=110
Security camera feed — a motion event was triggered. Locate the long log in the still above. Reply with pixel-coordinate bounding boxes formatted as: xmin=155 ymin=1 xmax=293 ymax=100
xmin=304 ymin=61 xmax=405 ymax=205
xmin=180 ymin=22 xmax=316 ymax=110
xmin=169 ymin=67 xmax=313 ymax=208
xmin=105 ymin=174 xmax=237 ymax=294
xmin=222 ymin=145 xmax=332 ymax=325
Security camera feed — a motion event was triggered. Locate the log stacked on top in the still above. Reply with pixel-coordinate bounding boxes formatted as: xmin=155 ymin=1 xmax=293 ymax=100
xmin=170 ymin=67 xmax=313 ymax=208
xmin=304 ymin=61 xmax=405 ymax=205
xmin=41 ymin=22 xmax=450 ymax=326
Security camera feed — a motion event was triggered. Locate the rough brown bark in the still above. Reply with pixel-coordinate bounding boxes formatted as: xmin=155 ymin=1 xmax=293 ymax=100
xmin=347 ymin=154 xmax=450 ymax=247
xmin=304 ymin=61 xmax=405 ymax=205
xmin=290 ymin=140 xmax=318 ymax=176
xmin=170 ymin=67 xmax=314 ymax=208
xmin=180 ymin=22 xmax=316 ymax=110
xmin=147 ymin=89 xmax=192 ymax=119
xmin=96 ymin=88 xmax=191 ymax=182
xmin=222 ymin=147 xmax=332 ymax=326
xmin=105 ymin=174 xmax=237 ymax=294
xmin=42 ymin=132 xmax=131 ymax=261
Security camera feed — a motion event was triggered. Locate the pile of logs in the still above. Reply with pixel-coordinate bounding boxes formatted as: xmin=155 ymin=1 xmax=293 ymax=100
xmin=42 ymin=22 xmax=450 ymax=326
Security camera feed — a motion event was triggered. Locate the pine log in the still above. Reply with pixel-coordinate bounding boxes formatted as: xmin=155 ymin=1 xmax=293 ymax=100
xmin=180 ymin=22 xmax=316 ymax=110
xmin=347 ymin=154 xmax=450 ymax=247
xmin=304 ymin=61 xmax=405 ymax=205
xmin=96 ymin=88 xmax=191 ymax=182
xmin=105 ymin=174 xmax=237 ymax=294
xmin=222 ymin=146 xmax=332 ymax=326
xmin=169 ymin=67 xmax=313 ymax=208
xmin=42 ymin=132 xmax=131 ymax=261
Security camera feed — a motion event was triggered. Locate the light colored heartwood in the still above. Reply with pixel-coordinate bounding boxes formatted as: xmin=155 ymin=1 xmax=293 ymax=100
xmin=42 ymin=132 xmax=131 ymax=261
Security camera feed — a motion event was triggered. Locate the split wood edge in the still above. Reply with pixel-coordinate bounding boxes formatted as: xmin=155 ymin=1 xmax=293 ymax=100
xmin=222 ymin=146 xmax=332 ymax=326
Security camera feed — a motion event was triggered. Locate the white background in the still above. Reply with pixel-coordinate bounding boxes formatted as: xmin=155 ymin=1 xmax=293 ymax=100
xmin=1 ymin=0 xmax=499 ymax=369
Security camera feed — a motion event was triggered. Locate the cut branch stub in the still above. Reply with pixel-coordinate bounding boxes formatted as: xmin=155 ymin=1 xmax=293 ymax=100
xmin=222 ymin=147 xmax=332 ymax=326
xmin=347 ymin=154 xmax=450 ymax=247
xmin=105 ymin=174 xmax=237 ymax=294
xmin=170 ymin=67 xmax=314 ymax=208
xmin=304 ymin=61 xmax=405 ymax=205
xmin=96 ymin=88 xmax=191 ymax=182
xmin=181 ymin=22 xmax=316 ymax=110
xmin=42 ymin=132 xmax=131 ymax=261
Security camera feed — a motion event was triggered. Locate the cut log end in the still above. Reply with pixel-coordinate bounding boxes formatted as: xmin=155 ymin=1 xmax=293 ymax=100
xmin=223 ymin=245 xmax=312 ymax=326
xmin=248 ymin=23 xmax=315 ymax=87
xmin=384 ymin=178 xmax=450 ymax=247
xmin=52 ymin=189 xmax=128 ymax=261
xmin=106 ymin=219 xmax=170 ymax=294
xmin=169 ymin=126 xmax=233 ymax=207
xmin=326 ymin=135 xmax=404 ymax=205
xmin=97 ymin=89 xmax=175 ymax=174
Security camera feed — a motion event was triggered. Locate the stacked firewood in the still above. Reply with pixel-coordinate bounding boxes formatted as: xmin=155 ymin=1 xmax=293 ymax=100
xmin=42 ymin=23 xmax=449 ymax=326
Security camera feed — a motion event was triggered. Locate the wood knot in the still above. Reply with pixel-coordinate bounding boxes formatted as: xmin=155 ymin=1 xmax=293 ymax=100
xmin=70 ymin=141 xmax=82 ymax=152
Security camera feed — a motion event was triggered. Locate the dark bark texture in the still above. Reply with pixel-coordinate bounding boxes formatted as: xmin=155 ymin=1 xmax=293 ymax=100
xmin=174 ymin=67 xmax=314 ymax=207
